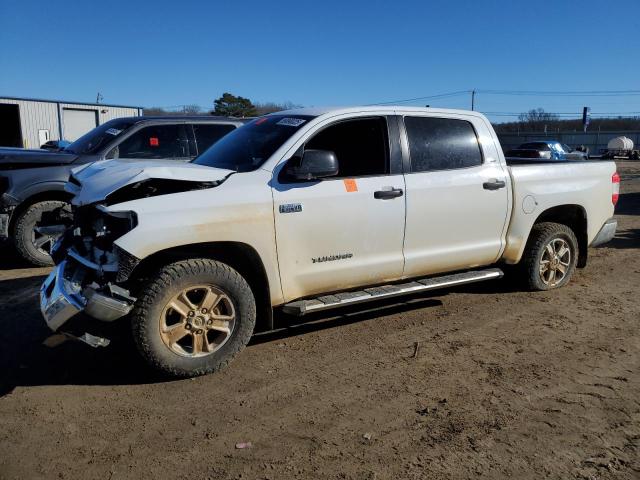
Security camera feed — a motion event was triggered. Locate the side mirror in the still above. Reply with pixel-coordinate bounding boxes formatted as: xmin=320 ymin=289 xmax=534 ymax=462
xmin=286 ymin=149 xmax=339 ymax=180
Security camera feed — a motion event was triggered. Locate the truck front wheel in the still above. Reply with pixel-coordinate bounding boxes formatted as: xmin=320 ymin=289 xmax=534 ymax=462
xmin=131 ymin=259 xmax=256 ymax=378
xmin=521 ymin=222 xmax=578 ymax=291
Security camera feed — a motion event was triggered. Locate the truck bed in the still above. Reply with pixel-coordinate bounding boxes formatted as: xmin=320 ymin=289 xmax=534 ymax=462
xmin=501 ymin=160 xmax=617 ymax=263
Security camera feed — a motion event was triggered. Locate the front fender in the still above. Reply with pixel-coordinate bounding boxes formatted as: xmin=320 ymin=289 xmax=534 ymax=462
xmin=110 ymin=169 xmax=284 ymax=305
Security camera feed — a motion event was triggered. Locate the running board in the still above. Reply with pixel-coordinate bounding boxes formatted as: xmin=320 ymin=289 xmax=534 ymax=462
xmin=282 ymin=268 xmax=503 ymax=316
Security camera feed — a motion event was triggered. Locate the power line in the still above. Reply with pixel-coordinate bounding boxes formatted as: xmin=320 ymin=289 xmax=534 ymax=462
xmin=479 ymin=89 xmax=640 ymax=97
xmin=369 ymin=89 xmax=640 ymax=106
xmin=368 ymin=90 xmax=471 ymax=106
xmin=150 ymin=104 xmax=210 ymax=110
xmin=483 ymin=111 xmax=640 ymax=115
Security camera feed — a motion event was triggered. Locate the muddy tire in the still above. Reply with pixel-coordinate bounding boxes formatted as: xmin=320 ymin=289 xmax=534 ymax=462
xmin=521 ymin=222 xmax=578 ymax=291
xmin=13 ymin=200 xmax=69 ymax=267
xmin=131 ymin=259 xmax=256 ymax=378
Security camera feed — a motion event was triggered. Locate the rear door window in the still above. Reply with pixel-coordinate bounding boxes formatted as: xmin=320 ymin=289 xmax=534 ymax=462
xmin=404 ymin=116 xmax=483 ymax=172
xmin=192 ymin=123 xmax=236 ymax=155
xmin=109 ymin=124 xmax=191 ymax=160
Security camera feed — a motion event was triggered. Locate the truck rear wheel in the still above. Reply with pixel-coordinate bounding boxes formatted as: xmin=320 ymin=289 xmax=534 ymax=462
xmin=13 ymin=200 xmax=69 ymax=266
xmin=521 ymin=222 xmax=578 ymax=291
xmin=131 ymin=259 xmax=256 ymax=378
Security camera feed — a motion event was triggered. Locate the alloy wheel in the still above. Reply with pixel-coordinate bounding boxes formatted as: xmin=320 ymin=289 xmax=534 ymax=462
xmin=539 ymin=238 xmax=571 ymax=287
xmin=160 ymin=285 xmax=236 ymax=357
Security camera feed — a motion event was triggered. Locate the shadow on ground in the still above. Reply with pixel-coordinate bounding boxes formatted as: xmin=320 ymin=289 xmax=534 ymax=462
xmin=0 ymin=241 xmax=39 ymax=271
xmin=606 ymin=228 xmax=640 ymax=249
xmin=616 ymin=191 xmax=640 ymax=216
xmin=0 ymin=269 xmax=446 ymax=396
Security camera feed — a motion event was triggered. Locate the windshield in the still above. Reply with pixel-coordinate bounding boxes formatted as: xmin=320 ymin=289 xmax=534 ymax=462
xmin=65 ymin=119 xmax=136 ymax=154
xmin=193 ymin=115 xmax=314 ymax=172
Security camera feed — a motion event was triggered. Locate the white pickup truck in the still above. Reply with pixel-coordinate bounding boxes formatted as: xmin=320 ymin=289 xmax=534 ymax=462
xmin=40 ymin=107 xmax=619 ymax=377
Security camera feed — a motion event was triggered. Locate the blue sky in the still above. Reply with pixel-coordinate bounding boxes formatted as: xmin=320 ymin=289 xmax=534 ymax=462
xmin=1 ymin=0 xmax=639 ymax=122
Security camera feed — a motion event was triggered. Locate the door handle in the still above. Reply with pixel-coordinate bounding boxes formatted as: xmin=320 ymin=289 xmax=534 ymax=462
xmin=374 ymin=187 xmax=404 ymax=199
xmin=483 ymin=179 xmax=506 ymax=190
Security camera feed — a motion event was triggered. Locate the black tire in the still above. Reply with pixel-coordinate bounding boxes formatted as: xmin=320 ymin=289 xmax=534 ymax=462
xmin=131 ymin=259 xmax=256 ymax=378
xmin=13 ymin=200 xmax=69 ymax=267
xmin=521 ymin=222 xmax=578 ymax=291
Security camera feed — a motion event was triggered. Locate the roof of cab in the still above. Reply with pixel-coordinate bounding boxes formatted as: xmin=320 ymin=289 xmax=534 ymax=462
xmin=271 ymin=105 xmax=486 ymax=119
xmin=109 ymin=115 xmax=252 ymax=124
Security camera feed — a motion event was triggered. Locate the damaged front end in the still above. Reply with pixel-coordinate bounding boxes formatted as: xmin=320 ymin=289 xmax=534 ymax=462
xmin=40 ymin=159 xmax=235 ymax=344
xmin=40 ymin=204 xmax=139 ymax=335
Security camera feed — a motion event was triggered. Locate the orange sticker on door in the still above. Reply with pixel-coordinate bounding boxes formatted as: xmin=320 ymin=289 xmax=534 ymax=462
xmin=343 ymin=179 xmax=358 ymax=192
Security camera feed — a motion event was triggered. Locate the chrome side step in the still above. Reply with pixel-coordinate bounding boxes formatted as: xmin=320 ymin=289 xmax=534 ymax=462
xmin=282 ymin=268 xmax=503 ymax=316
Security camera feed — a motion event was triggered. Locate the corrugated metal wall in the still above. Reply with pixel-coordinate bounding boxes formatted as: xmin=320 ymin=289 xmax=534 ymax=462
xmin=0 ymin=98 xmax=58 ymax=148
xmin=59 ymin=103 xmax=140 ymax=125
xmin=0 ymin=97 xmax=140 ymax=148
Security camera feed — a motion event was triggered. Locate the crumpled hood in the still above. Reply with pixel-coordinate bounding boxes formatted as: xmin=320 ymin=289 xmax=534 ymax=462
xmin=0 ymin=147 xmax=79 ymax=168
xmin=67 ymin=159 xmax=235 ymax=206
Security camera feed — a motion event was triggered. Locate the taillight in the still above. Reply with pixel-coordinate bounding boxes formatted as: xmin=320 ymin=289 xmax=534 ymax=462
xmin=612 ymin=172 xmax=620 ymax=206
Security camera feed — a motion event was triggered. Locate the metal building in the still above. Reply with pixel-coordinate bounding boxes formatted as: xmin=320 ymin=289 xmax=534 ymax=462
xmin=0 ymin=96 xmax=142 ymax=149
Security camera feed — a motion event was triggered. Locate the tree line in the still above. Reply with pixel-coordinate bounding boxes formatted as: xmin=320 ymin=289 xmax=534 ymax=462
xmin=144 ymin=93 xmax=299 ymax=117
xmin=494 ymin=108 xmax=640 ymax=133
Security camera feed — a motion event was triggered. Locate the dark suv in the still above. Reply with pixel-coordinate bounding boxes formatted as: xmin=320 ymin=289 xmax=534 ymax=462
xmin=0 ymin=116 xmax=248 ymax=265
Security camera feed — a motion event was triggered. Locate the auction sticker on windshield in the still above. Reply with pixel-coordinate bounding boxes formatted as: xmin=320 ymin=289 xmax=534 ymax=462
xmin=105 ymin=128 xmax=122 ymax=136
xmin=277 ymin=118 xmax=306 ymax=127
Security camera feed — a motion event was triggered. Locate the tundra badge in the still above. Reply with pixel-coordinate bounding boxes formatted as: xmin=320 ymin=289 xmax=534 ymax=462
xmin=279 ymin=203 xmax=303 ymax=214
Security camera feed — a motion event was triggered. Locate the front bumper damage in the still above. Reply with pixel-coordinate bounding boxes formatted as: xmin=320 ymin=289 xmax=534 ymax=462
xmin=40 ymin=260 xmax=84 ymax=331
xmin=40 ymin=259 xmax=135 ymax=332
xmin=39 ymin=204 xmax=140 ymax=345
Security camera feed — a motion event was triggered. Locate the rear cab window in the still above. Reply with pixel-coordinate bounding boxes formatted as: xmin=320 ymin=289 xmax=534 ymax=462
xmin=108 ymin=124 xmax=192 ymax=160
xmin=192 ymin=123 xmax=237 ymax=155
xmin=403 ymin=116 xmax=483 ymax=172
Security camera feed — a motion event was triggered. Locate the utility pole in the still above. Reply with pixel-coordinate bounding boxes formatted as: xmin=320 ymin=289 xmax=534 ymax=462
xmin=96 ymin=92 xmax=103 ymax=104
xmin=582 ymin=106 xmax=591 ymax=132
xmin=471 ymin=90 xmax=476 ymax=111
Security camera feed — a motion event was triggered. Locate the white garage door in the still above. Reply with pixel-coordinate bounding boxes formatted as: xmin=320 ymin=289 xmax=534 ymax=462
xmin=63 ymin=108 xmax=98 ymax=141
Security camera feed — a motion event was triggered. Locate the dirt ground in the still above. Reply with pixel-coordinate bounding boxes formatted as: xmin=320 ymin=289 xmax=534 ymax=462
xmin=0 ymin=162 xmax=638 ymax=480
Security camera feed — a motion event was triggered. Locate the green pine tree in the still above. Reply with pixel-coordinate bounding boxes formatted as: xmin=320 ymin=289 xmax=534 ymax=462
xmin=212 ymin=93 xmax=257 ymax=117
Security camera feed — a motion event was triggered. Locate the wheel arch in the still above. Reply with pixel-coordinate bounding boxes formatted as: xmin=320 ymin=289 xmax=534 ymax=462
xmin=531 ymin=204 xmax=588 ymax=268
xmin=126 ymin=241 xmax=274 ymax=332
xmin=8 ymin=187 xmax=72 ymax=234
